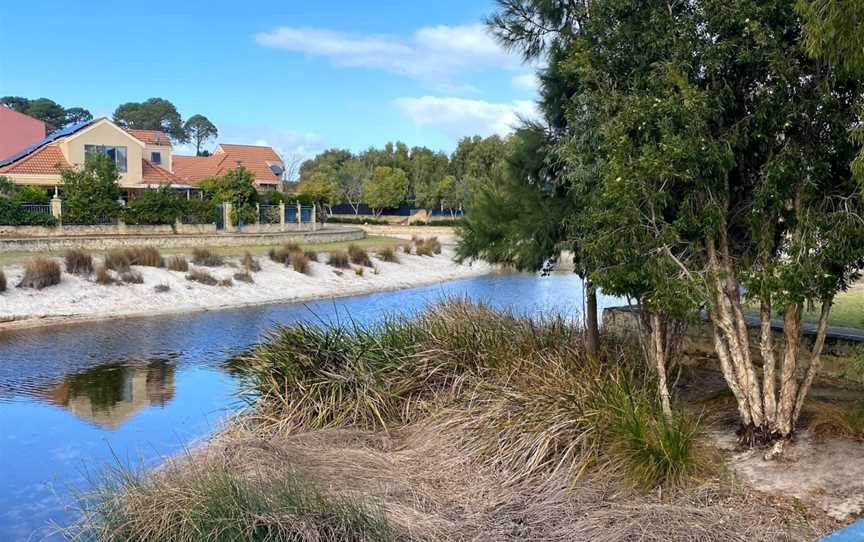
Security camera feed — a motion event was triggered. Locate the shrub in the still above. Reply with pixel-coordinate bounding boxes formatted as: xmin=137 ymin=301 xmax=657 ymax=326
xmin=414 ymin=237 xmax=442 ymax=257
xmin=377 ymin=247 xmax=399 ymax=263
xmin=66 ymin=458 xmax=394 ymax=542
xmin=355 ymin=266 xmax=365 ymax=277
xmin=154 ymin=283 xmax=170 ymax=293
xmin=219 ymin=278 xmax=234 ymax=287
xmin=166 ymin=256 xmax=189 ymax=272
xmin=0 ymin=199 xmax=58 ymax=227
xmin=291 ymin=253 xmax=311 ymax=275
xmin=122 ymin=186 xmax=184 ymax=225
xmin=304 ymin=249 xmax=319 ymax=262
xmin=104 ymin=250 xmax=130 ymax=273
xmin=268 ymin=246 xmax=292 ymax=265
xmin=94 ymin=264 xmax=114 ymax=285
xmin=398 ymin=242 xmax=413 ymax=254
xmin=65 ymin=249 xmax=93 ymax=275
xmin=348 ymin=245 xmax=372 ymax=266
xmin=0 ymin=269 xmax=5 ymax=293
xmin=241 ymin=252 xmax=261 ymax=272
xmin=327 ymin=251 xmax=351 ymax=269
xmin=192 ymin=248 xmax=223 ymax=267
xmin=127 ymin=246 xmax=163 ymax=267
xmin=233 ymin=271 xmax=254 ymax=283
xmin=17 ymin=257 xmax=61 ymax=289
xmin=186 ymin=268 xmax=218 ymax=285
xmin=282 ymin=241 xmax=301 ymax=253
xmin=120 ymin=270 xmax=144 ymax=284
xmin=59 ymin=153 xmax=121 ymax=225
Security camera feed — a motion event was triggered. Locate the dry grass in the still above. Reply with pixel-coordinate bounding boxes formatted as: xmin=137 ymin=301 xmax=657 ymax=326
xmin=292 ymin=252 xmax=311 ymax=275
xmin=414 ymin=237 xmax=442 ymax=257
xmin=806 ymin=401 xmax=864 ymax=440
xmin=65 ymin=249 xmax=93 ymax=275
xmin=94 ymin=265 xmax=114 ymax=285
xmin=355 ymin=266 xmax=365 ymax=277
xmin=304 ymin=249 xmax=319 ymax=262
xmin=233 ymin=271 xmax=254 ymax=284
xmin=166 ymin=256 xmax=189 ymax=272
xmin=120 ymin=270 xmax=144 ymax=284
xmin=0 ymin=269 xmax=5 ymax=293
xmin=219 ymin=278 xmax=234 ymax=287
xmin=268 ymin=246 xmax=292 ymax=265
xmin=192 ymin=248 xmax=223 ymax=267
xmin=377 ymin=247 xmax=399 ymax=263
xmin=348 ymin=245 xmax=373 ymax=267
xmin=127 ymin=246 xmax=163 ymax=268
xmin=328 ymin=251 xmax=351 ymax=269
xmin=186 ymin=268 xmax=218 ymax=286
xmin=103 ymin=250 xmax=131 ymax=273
xmin=154 ymin=283 xmax=170 ymax=293
xmin=241 ymin=252 xmax=261 ymax=273
xmin=17 ymin=257 xmax=61 ymax=289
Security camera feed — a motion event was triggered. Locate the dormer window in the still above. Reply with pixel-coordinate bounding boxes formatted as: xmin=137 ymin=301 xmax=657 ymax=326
xmin=151 ymin=152 xmax=161 ymax=164
xmin=85 ymin=144 xmax=128 ymax=173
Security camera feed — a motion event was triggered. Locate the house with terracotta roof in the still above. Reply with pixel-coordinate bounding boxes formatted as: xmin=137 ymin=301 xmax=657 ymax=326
xmin=0 ymin=118 xmax=190 ymax=196
xmin=0 ymin=107 xmax=47 ymax=161
xmin=173 ymin=144 xmax=285 ymax=189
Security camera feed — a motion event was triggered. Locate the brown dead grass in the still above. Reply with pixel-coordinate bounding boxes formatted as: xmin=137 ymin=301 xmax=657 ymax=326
xmin=94 ymin=264 xmax=114 ymax=285
xmin=0 ymin=269 xmax=5 ymax=293
xmin=64 ymin=249 xmax=93 ymax=275
xmin=166 ymin=256 xmax=189 ymax=272
xmin=104 ymin=250 xmax=131 ymax=273
xmin=17 ymin=257 xmax=62 ymax=289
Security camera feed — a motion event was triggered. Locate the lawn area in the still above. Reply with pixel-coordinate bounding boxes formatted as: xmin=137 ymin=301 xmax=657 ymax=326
xmin=803 ymin=287 xmax=864 ymax=330
xmin=0 ymin=235 xmax=404 ymax=267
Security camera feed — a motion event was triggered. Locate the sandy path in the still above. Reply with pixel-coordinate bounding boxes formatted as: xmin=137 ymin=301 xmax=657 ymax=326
xmin=0 ymin=248 xmax=493 ymax=330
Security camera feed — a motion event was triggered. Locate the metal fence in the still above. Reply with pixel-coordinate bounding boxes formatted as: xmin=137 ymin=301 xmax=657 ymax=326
xmin=59 ymin=203 xmax=118 ymax=225
xmin=300 ymin=206 xmax=314 ymax=223
xmin=259 ymin=205 xmax=281 ymax=224
xmin=19 ymin=204 xmax=52 ymax=216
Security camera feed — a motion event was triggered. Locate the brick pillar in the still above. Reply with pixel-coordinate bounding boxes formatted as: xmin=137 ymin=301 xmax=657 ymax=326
xmin=296 ymin=202 xmax=302 ymax=227
xmin=311 ymin=205 xmax=317 ymax=231
xmin=224 ymin=202 xmax=234 ymax=230
xmin=279 ymin=203 xmax=286 ymax=231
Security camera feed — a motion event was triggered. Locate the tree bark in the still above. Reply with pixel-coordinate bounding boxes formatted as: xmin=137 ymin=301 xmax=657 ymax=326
xmin=759 ymin=298 xmax=778 ymax=428
xmin=775 ymin=304 xmax=801 ymax=436
xmin=651 ymin=312 xmax=673 ymax=417
xmin=585 ymin=283 xmax=600 ymax=358
xmin=792 ymin=298 xmax=833 ymax=425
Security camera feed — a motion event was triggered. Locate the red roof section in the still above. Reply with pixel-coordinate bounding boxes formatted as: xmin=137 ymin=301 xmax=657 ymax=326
xmin=0 ymin=144 xmax=68 ymax=174
xmin=172 ymin=144 xmax=283 ymax=184
xmin=141 ymin=159 xmax=182 ymax=184
xmin=125 ymin=129 xmax=172 ymax=147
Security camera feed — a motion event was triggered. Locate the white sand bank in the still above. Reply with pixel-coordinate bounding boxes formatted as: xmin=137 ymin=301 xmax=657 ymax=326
xmin=0 ymin=248 xmax=493 ymax=330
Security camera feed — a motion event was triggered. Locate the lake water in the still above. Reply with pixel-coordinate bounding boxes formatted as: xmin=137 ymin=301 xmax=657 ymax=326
xmin=0 ymin=272 xmax=620 ymax=540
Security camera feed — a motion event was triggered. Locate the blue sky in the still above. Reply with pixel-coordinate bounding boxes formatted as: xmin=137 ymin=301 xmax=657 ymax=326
xmin=0 ymin=1 xmax=539 ymax=161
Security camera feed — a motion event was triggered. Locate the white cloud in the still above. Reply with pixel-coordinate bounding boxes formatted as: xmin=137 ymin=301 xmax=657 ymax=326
xmin=394 ymin=96 xmax=539 ymax=140
xmin=254 ymin=23 xmax=523 ymax=91
xmin=174 ymin=124 xmax=326 ymax=163
xmin=512 ymin=73 xmax=539 ymax=92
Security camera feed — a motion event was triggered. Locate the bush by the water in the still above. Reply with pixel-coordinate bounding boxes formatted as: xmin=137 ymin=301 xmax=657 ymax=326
xmin=166 ymin=256 xmax=189 ymax=272
xmin=232 ymin=300 xmax=710 ymax=490
xmin=325 ymin=216 xmax=389 ymax=225
xmin=120 ymin=270 xmax=144 ymax=284
xmin=18 ymin=257 xmax=62 ymax=289
xmin=104 ymin=250 xmax=131 ymax=273
xmin=65 ymin=249 xmax=93 ymax=275
xmin=233 ymin=271 xmax=254 ymax=283
xmin=348 ymin=245 xmax=372 ymax=267
xmin=67 ymin=459 xmax=394 ymax=542
xmin=376 ymin=247 xmax=399 ymax=263
xmin=192 ymin=248 xmax=223 ymax=267
xmin=414 ymin=237 xmax=442 ymax=256
xmin=327 ymin=251 xmax=351 ymax=269
xmin=291 ymin=252 xmax=311 ymax=275
xmin=304 ymin=249 xmax=319 ymax=262
xmin=186 ymin=268 xmax=218 ymax=285
xmin=127 ymin=246 xmax=163 ymax=268
xmin=241 ymin=252 xmax=261 ymax=273
xmin=94 ymin=264 xmax=114 ymax=285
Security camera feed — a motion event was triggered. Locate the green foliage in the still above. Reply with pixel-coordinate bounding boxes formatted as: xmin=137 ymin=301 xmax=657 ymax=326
xmin=123 ymin=186 xmax=185 ymax=225
xmin=182 ymin=197 xmax=216 ymax=224
xmin=297 ymin=172 xmax=340 ymax=206
xmin=112 ymin=97 xmax=187 ymax=141
xmin=11 ymin=185 xmax=49 ymax=204
xmin=1 ymin=97 xmax=92 ymax=132
xmin=325 ymin=216 xmax=389 ymax=225
xmin=362 ymin=166 xmax=408 ymax=214
xmin=199 ymin=167 xmax=259 ymax=224
xmin=183 ymin=114 xmax=218 ymax=156
xmin=0 ymin=199 xmax=57 ymax=226
xmin=60 ymin=153 xmax=121 ymax=225
xmin=0 ymin=176 xmax=15 ymax=198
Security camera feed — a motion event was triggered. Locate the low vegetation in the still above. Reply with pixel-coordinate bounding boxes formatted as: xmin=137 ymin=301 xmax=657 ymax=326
xmin=327 ymin=251 xmax=351 ymax=269
xmin=291 ymin=252 xmax=311 ymax=275
xmin=0 ymin=269 xmax=5 ymax=293
xmin=192 ymin=248 xmax=223 ymax=267
xmin=154 ymin=283 xmax=170 ymax=293
xmin=17 ymin=257 xmax=61 ymax=289
xmin=186 ymin=268 xmax=218 ymax=286
xmin=304 ymin=249 xmax=319 ymax=262
xmin=413 ymin=237 xmax=441 ymax=257
xmin=807 ymin=401 xmax=864 ymax=440
xmin=120 ymin=270 xmax=143 ymax=285
xmin=348 ymin=245 xmax=372 ymax=267
xmin=103 ymin=250 xmax=131 ymax=273
xmin=94 ymin=264 xmax=113 ymax=285
xmin=166 ymin=256 xmax=189 ymax=272
xmin=218 ymin=278 xmax=234 ymax=287
xmin=64 ymin=249 xmax=93 ymax=275
xmin=233 ymin=271 xmax=254 ymax=284
xmin=376 ymin=247 xmax=399 ymax=263
xmin=126 ymin=246 xmax=163 ymax=268
xmin=241 ymin=252 xmax=260 ymax=273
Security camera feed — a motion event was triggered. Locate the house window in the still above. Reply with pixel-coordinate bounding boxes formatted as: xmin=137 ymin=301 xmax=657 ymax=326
xmin=151 ymin=152 xmax=161 ymax=164
xmin=85 ymin=145 xmax=128 ymax=173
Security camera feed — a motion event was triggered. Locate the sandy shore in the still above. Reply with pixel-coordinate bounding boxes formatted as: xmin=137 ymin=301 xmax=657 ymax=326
xmin=0 ymin=247 xmax=493 ymax=331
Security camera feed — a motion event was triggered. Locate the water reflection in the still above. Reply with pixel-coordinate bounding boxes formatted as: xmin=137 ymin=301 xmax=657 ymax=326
xmin=33 ymin=359 xmax=176 ymax=430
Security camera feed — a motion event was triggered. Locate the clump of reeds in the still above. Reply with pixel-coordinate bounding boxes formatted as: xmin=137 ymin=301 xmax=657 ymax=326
xmin=65 ymin=249 xmax=93 ymax=275
xmin=241 ymin=252 xmax=261 ymax=273
xmin=304 ymin=249 xmax=319 ymax=262
xmin=233 ymin=271 xmax=254 ymax=284
xmin=154 ymin=284 xmax=170 ymax=293
xmin=192 ymin=248 xmax=223 ymax=267
xmin=166 ymin=256 xmax=189 ymax=272
xmin=186 ymin=268 xmax=218 ymax=285
xmin=376 ymin=247 xmax=399 ymax=263
xmin=327 ymin=251 xmax=351 ymax=269
xmin=94 ymin=264 xmax=114 ymax=285
xmin=0 ymin=270 xmax=5 ymax=293
xmin=291 ymin=252 xmax=311 ymax=275
xmin=17 ymin=257 xmax=61 ymax=289
xmin=268 ymin=243 xmax=302 ymax=265
xmin=104 ymin=250 xmax=131 ymax=273
xmin=120 ymin=270 xmax=144 ymax=284
xmin=414 ymin=237 xmax=442 ymax=257
xmin=348 ymin=244 xmax=372 ymax=267
xmin=127 ymin=246 xmax=163 ymax=268
xmin=65 ymin=457 xmax=394 ymax=542
xmin=399 ymin=242 xmax=413 ymax=254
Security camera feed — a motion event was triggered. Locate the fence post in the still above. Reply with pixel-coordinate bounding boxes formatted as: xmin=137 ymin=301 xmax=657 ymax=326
xmin=224 ymin=202 xmax=234 ymax=230
xmin=50 ymin=196 xmax=62 ymax=226
xmin=255 ymin=203 xmax=261 ymax=224
xmin=279 ymin=203 xmax=286 ymax=231
xmin=296 ymin=202 xmax=302 ymax=228
xmin=311 ymin=205 xmax=317 ymax=231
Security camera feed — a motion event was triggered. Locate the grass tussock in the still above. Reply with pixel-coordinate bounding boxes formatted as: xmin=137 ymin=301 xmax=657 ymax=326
xmin=304 ymin=249 xmax=319 ymax=262
xmin=0 ymin=269 xmax=5 ymax=293
xmin=327 ymin=251 xmax=351 ymax=269
xmin=17 ymin=257 xmax=61 ymax=289
xmin=192 ymin=248 xmax=223 ymax=267
xmin=291 ymin=252 xmax=311 ymax=275
xmin=66 ymin=458 xmax=394 ymax=542
xmin=127 ymin=246 xmax=163 ymax=268
xmin=65 ymin=249 xmax=93 ymax=275
xmin=233 ymin=271 xmax=254 ymax=284
xmin=348 ymin=245 xmax=372 ymax=267
xmin=241 ymin=252 xmax=261 ymax=273
xmin=186 ymin=268 xmax=218 ymax=286
xmin=806 ymin=401 xmax=864 ymax=440
xmin=219 ymin=278 xmax=234 ymax=287
xmin=166 ymin=256 xmax=189 ymax=272
xmin=376 ymin=247 xmax=399 ymax=263
xmin=104 ymin=250 xmax=131 ymax=273
xmin=120 ymin=270 xmax=144 ymax=284
xmin=414 ymin=237 xmax=442 ymax=257
xmin=94 ymin=265 xmax=114 ymax=285
xmin=154 ymin=283 xmax=170 ymax=293
xmin=355 ymin=266 xmax=365 ymax=277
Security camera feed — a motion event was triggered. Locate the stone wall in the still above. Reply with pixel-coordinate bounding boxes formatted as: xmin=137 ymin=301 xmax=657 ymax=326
xmin=0 ymin=227 xmax=365 ymax=252
xmin=357 ymin=224 xmax=455 ymax=238
xmin=602 ymin=306 xmax=864 ymax=386
xmin=0 ymin=223 xmax=217 ymax=238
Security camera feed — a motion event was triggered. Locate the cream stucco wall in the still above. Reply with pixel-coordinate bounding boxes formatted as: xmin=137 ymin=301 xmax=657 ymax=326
xmin=59 ymin=120 xmax=146 ymax=187
xmin=144 ymin=144 xmax=172 ymax=171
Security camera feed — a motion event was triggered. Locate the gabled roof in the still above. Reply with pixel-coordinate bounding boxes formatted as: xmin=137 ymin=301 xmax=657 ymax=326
xmin=126 ymin=129 xmax=172 ymax=147
xmin=172 ymin=154 xmax=221 ymax=182
xmin=141 ymin=158 xmax=181 ymax=184
xmin=0 ymin=145 xmax=68 ymax=174
xmin=173 ymin=144 xmax=284 ymax=184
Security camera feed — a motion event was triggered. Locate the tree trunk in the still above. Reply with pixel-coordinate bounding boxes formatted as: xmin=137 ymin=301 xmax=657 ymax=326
xmin=585 ymin=283 xmax=600 ymax=358
xmin=791 ymin=298 xmax=833 ymax=425
xmin=775 ymin=304 xmax=801 ymax=436
xmin=650 ymin=312 xmax=673 ymax=417
xmin=759 ymin=297 xmax=778 ymax=428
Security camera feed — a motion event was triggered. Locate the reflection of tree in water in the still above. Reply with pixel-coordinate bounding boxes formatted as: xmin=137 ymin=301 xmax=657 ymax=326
xmin=37 ymin=358 xmax=176 ymax=429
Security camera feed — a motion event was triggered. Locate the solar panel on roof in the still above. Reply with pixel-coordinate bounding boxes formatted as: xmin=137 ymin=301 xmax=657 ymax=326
xmin=0 ymin=119 xmax=96 ymax=167
xmin=269 ymin=164 xmax=284 ymax=176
